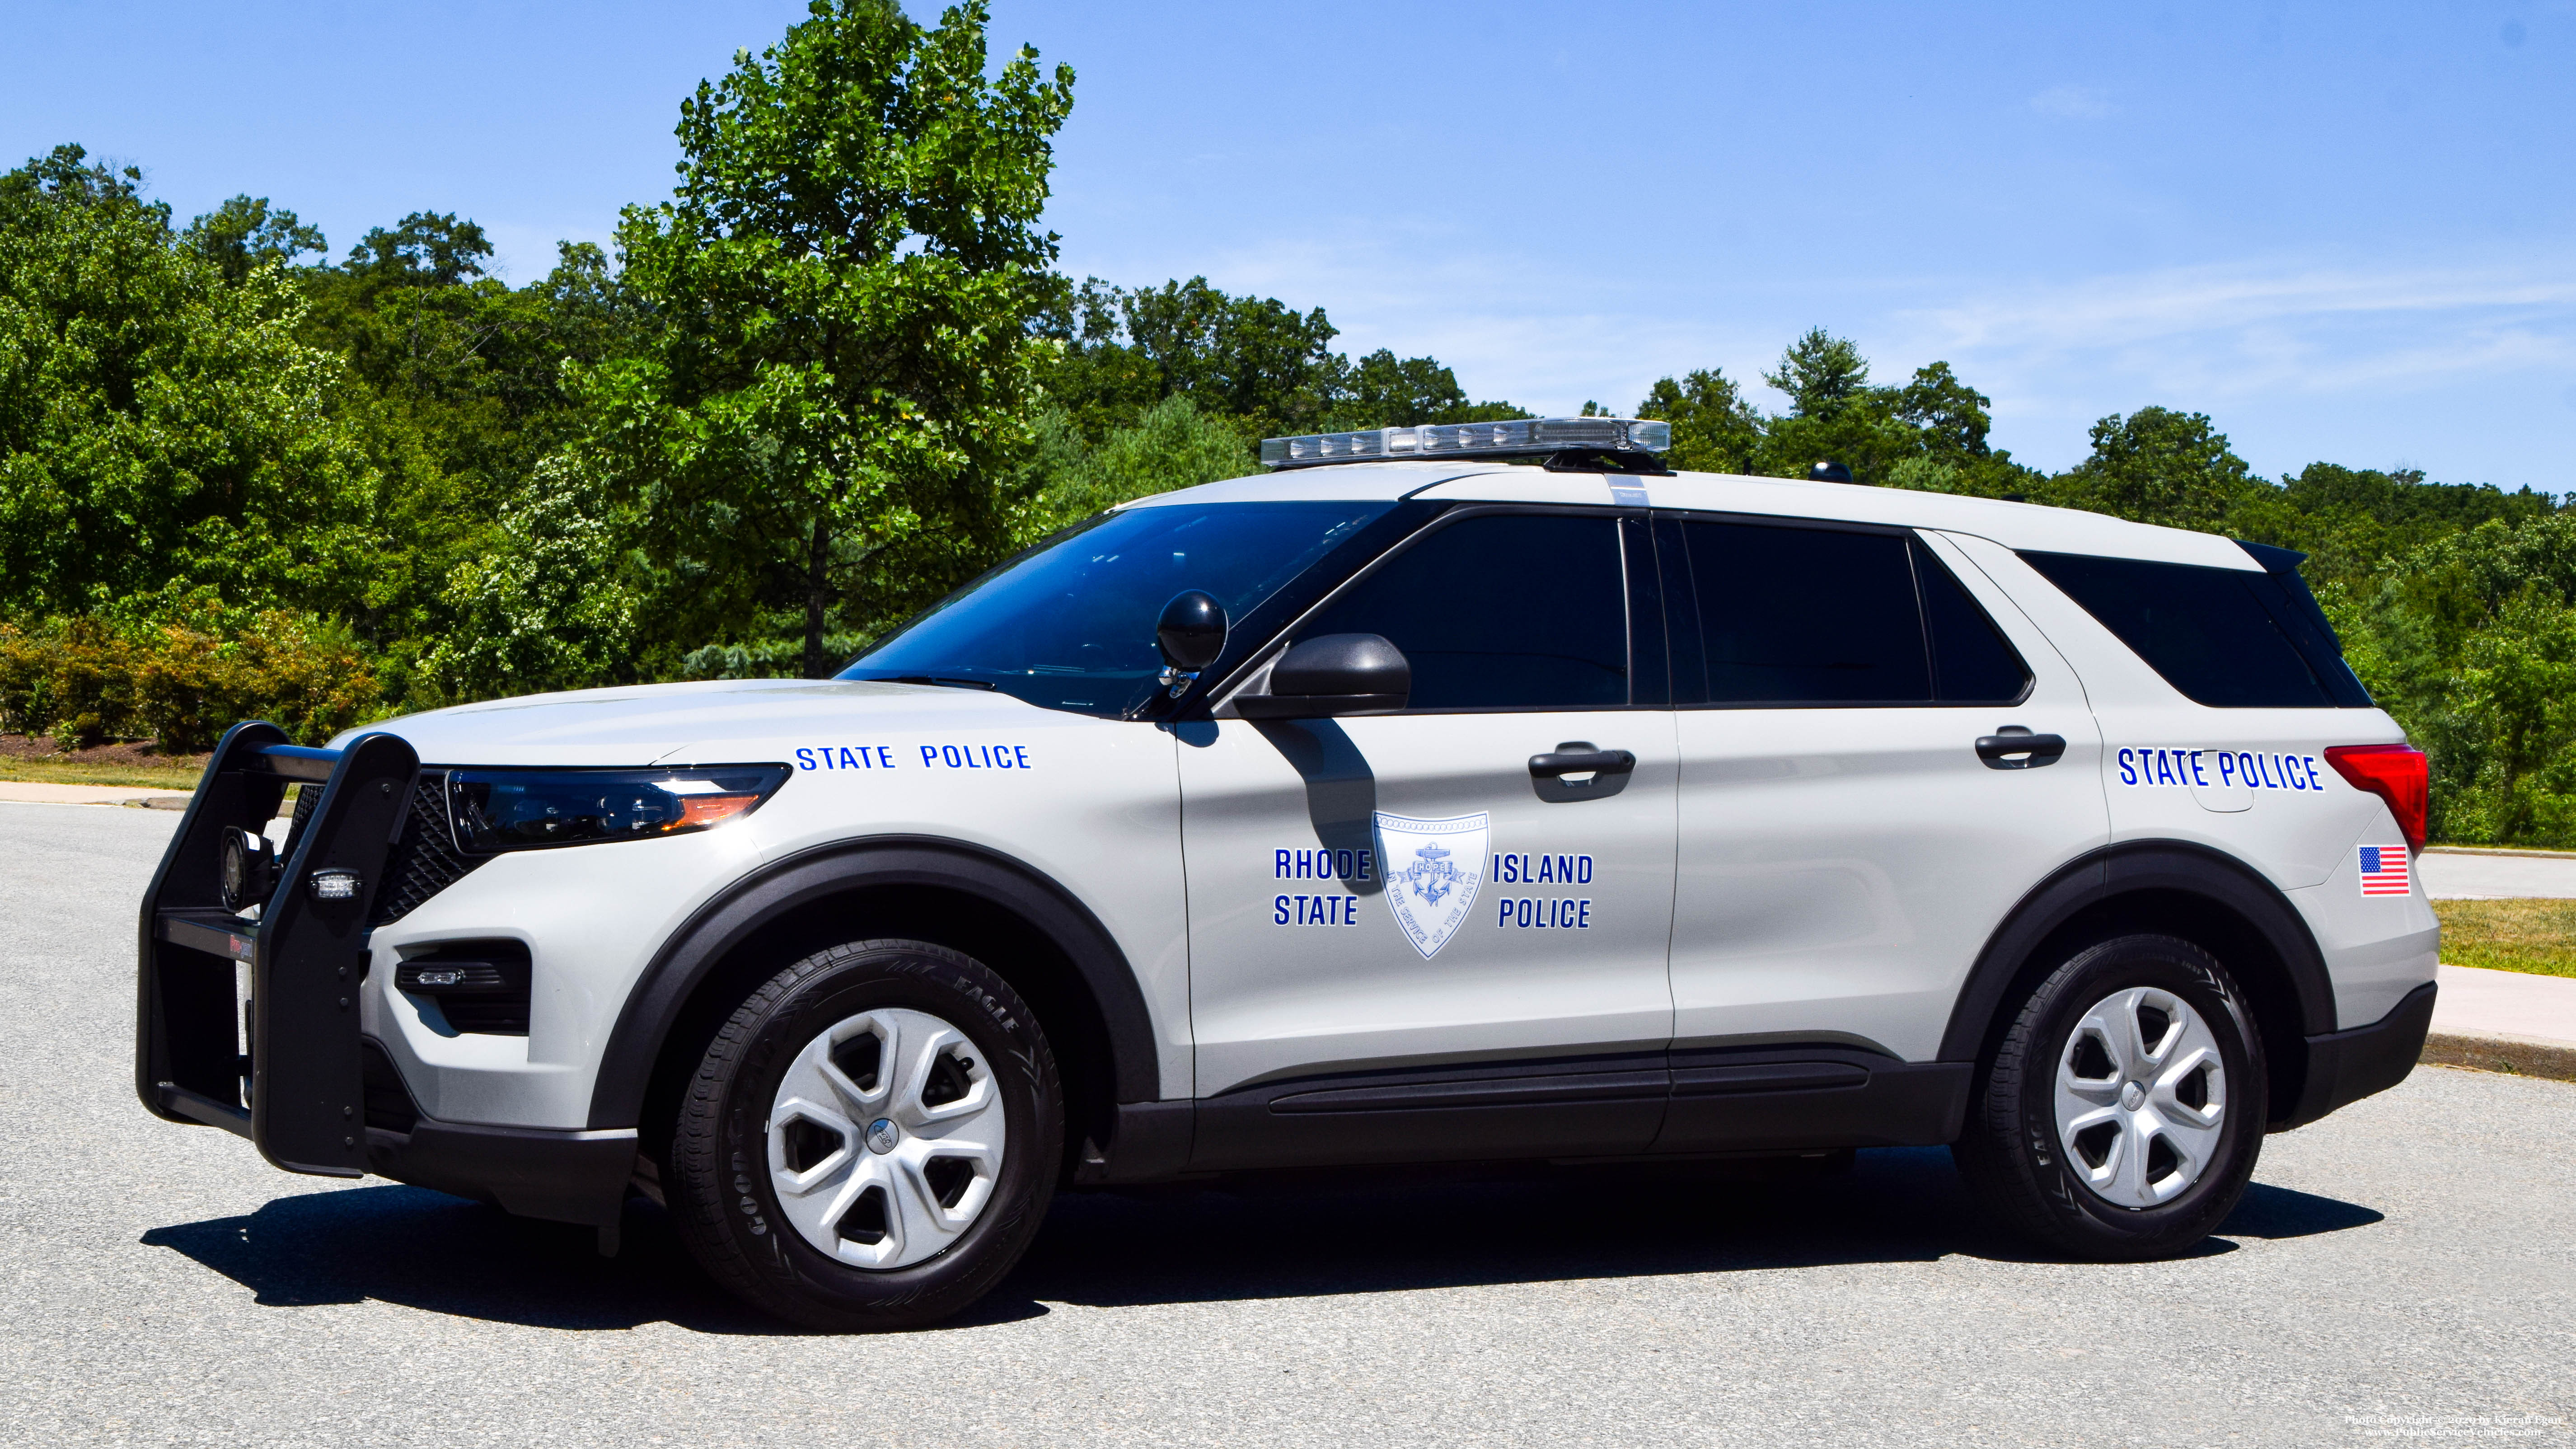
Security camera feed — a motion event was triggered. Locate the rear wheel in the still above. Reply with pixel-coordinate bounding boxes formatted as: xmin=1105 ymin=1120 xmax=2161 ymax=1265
xmin=667 ymin=939 xmax=1062 ymax=1330
xmin=1953 ymin=934 xmax=2266 ymax=1260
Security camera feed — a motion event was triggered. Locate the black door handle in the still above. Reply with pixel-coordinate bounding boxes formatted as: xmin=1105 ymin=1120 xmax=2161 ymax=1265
xmin=1528 ymin=743 xmax=1636 ymax=803
xmin=1976 ymin=728 xmax=2066 ymax=770
xmin=1529 ymin=748 xmax=1635 ymax=778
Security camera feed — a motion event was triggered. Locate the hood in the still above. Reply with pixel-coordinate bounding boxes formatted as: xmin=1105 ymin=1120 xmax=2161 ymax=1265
xmin=334 ymin=677 xmax=1042 ymax=767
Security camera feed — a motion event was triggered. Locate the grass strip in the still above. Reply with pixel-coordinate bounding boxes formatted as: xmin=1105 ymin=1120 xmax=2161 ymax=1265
xmin=0 ymin=760 xmax=205 ymax=790
xmin=2434 ymin=898 xmax=2576 ymax=979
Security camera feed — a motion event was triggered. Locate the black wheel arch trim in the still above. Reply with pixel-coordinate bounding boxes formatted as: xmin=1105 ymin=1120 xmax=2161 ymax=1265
xmin=1936 ymin=839 xmax=2338 ymax=1067
xmin=584 ymin=835 xmax=1163 ymax=1131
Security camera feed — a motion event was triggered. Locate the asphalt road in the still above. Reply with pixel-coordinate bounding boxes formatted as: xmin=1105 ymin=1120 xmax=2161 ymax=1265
xmin=4 ymin=801 xmax=2571 ymax=1449
xmin=2420 ymin=849 xmax=2576 ymax=900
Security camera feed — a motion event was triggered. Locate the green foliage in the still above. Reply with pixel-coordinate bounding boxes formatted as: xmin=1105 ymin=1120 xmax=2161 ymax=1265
xmin=2054 ymin=406 xmax=2257 ymax=530
xmin=0 ymin=145 xmax=387 ymax=624
xmin=1636 ymin=330 xmax=2035 ymax=493
xmin=1637 ymin=369 xmax=1761 ymax=474
xmin=1040 ymin=274 xmax=1526 ymax=451
xmin=420 ymin=452 xmax=646 ymax=702
xmin=585 ymin=0 xmax=1073 ymax=679
xmin=183 ymin=195 xmax=326 ymax=284
xmin=0 ymin=605 xmax=379 ymax=751
xmin=1024 ymin=394 xmax=1253 ymax=533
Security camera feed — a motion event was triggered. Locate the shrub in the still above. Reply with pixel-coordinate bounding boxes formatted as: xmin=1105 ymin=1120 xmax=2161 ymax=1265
xmin=0 ymin=607 xmax=380 ymax=752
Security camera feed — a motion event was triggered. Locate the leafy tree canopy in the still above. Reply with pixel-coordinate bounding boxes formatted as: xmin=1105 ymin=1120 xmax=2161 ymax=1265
xmin=585 ymin=0 xmax=1074 ymax=677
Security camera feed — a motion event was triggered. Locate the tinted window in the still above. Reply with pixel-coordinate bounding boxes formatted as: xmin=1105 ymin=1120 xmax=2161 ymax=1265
xmin=2021 ymin=551 xmax=2337 ymax=708
xmin=1298 ymin=513 xmax=1628 ymax=710
xmin=1685 ymin=522 xmax=1929 ymax=703
xmin=845 ymin=500 xmax=1394 ymax=716
xmin=2238 ymin=543 xmax=2374 ymax=707
xmin=1915 ymin=540 xmax=2031 ymax=703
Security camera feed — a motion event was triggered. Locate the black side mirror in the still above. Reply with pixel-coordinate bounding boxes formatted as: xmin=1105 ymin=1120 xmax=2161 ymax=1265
xmin=1155 ymin=590 xmax=1228 ymax=697
xmin=1235 ymin=633 xmax=1411 ymax=718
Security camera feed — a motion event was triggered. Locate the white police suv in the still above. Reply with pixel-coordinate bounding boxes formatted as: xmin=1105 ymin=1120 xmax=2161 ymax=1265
xmin=138 ymin=417 xmax=2438 ymax=1329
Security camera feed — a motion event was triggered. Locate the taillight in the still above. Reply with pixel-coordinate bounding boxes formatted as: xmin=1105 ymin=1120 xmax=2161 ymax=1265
xmin=2323 ymin=744 xmax=2428 ymax=852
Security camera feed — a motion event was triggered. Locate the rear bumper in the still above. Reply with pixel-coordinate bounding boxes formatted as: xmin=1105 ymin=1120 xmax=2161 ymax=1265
xmin=2278 ymin=980 xmax=2436 ymax=1130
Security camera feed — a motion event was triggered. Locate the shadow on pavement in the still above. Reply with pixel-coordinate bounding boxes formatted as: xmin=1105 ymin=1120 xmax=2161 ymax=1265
xmin=139 ymin=1185 xmax=805 ymax=1334
xmin=141 ymin=1148 xmax=2382 ymax=1330
xmin=2215 ymin=1181 xmax=2386 ymax=1239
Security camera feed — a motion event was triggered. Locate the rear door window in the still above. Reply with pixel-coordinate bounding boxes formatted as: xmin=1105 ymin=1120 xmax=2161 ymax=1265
xmin=1674 ymin=521 xmax=2029 ymax=706
xmin=1915 ymin=540 xmax=2032 ymax=704
xmin=2020 ymin=552 xmax=2341 ymax=708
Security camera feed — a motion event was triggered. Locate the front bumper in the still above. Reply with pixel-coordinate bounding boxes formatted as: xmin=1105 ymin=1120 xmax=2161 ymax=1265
xmin=137 ymin=724 xmax=422 ymax=1177
xmin=2278 ymin=980 xmax=2437 ymax=1130
xmin=138 ymin=722 xmax=637 ymax=1226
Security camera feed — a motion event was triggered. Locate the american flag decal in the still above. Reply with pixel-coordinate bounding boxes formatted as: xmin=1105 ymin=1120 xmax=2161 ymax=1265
xmin=2357 ymin=844 xmax=2410 ymax=896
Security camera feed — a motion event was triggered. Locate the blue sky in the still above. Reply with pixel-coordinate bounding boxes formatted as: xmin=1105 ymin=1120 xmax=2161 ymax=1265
xmin=5 ymin=1 xmax=2569 ymax=488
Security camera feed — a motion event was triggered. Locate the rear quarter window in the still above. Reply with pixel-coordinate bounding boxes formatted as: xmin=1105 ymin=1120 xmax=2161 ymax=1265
xmin=2020 ymin=551 xmax=2356 ymax=708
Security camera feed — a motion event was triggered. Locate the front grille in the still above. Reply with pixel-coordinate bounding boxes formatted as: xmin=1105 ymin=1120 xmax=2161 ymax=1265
xmin=370 ymin=771 xmax=485 ymax=925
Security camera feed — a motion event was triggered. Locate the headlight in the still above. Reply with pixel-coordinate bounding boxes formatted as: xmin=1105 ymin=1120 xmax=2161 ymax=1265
xmin=444 ymin=765 xmax=791 ymax=854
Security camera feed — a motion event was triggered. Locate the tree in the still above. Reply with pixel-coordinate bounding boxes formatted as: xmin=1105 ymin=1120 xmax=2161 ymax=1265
xmin=1021 ymin=394 xmax=1251 ymax=534
xmin=0 ymin=145 xmax=384 ymax=624
xmin=423 ymin=452 xmax=645 ymax=702
xmin=1763 ymin=327 xmax=1872 ymax=418
xmin=182 ymin=195 xmax=326 ymax=284
xmin=1750 ymin=330 xmax=1920 ymax=484
xmin=1040 ymin=275 xmax=1523 ymax=450
xmin=1636 ymin=368 xmax=1761 ymax=474
xmin=1893 ymin=361 xmax=1993 ymax=460
xmin=586 ymin=0 xmax=1073 ymax=678
xmin=2059 ymin=406 xmax=2255 ymax=530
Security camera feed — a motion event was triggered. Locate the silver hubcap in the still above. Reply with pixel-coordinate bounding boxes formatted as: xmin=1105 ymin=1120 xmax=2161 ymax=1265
xmin=765 ymin=1007 xmax=1006 ymax=1269
xmin=2054 ymin=985 xmax=2227 ymax=1209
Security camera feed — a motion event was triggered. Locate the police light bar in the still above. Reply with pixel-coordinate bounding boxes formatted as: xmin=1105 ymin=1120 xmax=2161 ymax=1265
xmin=1258 ymin=417 xmax=1672 ymax=469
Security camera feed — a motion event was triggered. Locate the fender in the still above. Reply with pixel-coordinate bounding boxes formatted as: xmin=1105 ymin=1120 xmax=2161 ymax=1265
xmin=584 ymin=835 xmax=1163 ymax=1131
xmin=1936 ymin=839 xmax=2337 ymax=1065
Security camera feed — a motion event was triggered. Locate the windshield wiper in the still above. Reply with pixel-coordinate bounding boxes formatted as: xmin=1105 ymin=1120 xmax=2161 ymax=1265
xmin=877 ymin=675 xmax=998 ymax=691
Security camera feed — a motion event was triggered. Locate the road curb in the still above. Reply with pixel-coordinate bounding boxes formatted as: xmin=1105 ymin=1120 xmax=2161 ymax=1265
xmin=2422 ymin=1030 xmax=2576 ymax=1082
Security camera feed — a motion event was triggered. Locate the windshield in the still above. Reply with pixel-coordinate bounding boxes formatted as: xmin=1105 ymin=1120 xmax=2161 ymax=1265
xmin=841 ymin=500 xmax=1396 ymax=716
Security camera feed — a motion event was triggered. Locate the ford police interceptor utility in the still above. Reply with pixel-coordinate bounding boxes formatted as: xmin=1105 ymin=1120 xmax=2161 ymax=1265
xmin=137 ymin=416 xmax=2438 ymax=1330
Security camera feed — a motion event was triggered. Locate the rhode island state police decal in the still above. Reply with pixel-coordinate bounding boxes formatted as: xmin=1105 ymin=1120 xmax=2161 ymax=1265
xmin=1372 ymin=811 xmax=1489 ymax=958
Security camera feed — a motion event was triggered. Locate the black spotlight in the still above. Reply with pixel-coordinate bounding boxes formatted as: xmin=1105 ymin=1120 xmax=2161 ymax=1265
xmin=1806 ymin=460 xmax=1854 ymax=483
xmin=218 ymin=826 xmax=281 ymax=914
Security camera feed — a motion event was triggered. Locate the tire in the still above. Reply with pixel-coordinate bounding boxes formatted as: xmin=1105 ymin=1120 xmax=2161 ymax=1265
xmin=1952 ymin=933 xmax=2267 ymax=1261
xmin=667 ymin=938 xmax=1063 ymax=1330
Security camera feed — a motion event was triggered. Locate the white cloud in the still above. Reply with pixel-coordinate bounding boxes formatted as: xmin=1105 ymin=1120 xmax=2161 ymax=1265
xmin=2028 ymin=84 xmax=2114 ymax=119
xmin=1896 ymin=260 xmax=2576 ymax=402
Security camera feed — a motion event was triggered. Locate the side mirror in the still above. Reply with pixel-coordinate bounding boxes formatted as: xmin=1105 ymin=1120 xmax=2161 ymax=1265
xmin=1234 ymin=633 xmax=1411 ymax=718
xmin=1155 ymin=590 xmax=1227 ymax=697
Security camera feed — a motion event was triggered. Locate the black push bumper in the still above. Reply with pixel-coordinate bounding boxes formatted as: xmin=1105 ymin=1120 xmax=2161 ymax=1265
xmin=137 ymin=721 xmax=637 ymax=1225
xmin=136 ymin=722 xmax=421 ymax=1176
xmin=2278 ymin=980 xmax=2438 ymax=1130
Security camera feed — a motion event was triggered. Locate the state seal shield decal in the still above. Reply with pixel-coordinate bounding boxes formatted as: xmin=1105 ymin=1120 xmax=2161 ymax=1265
xmin=1372 ymin=811 xmax=1489 ymax=958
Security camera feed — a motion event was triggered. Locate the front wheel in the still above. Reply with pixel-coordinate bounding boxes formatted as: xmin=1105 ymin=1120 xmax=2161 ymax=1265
xmin=1953 ymin=934 xmax=2267 ymax=1261
xmin=666 ymin=939 xmax=1063 ymax=1330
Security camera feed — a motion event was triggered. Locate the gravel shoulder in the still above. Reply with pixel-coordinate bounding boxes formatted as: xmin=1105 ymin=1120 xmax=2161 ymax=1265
xmin=4 ymin=801 xmax=2569 ymax=1449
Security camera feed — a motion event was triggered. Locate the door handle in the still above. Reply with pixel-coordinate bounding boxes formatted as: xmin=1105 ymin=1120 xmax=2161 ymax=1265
xmin=1528 ymin=743 xmax=1635 ymax=803
xmin=1528 ymin=747 xmax=1636 ymax=778
xmin=1976 ymin=727 xmax=2066 ymax=770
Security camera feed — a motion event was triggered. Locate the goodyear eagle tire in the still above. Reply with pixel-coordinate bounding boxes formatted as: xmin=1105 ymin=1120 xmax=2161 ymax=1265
xmin=1952 ymin=933 xmax=2266 ymax=1261
xmin=668 ymin=938 xmax=1062 ymax=1330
